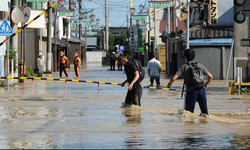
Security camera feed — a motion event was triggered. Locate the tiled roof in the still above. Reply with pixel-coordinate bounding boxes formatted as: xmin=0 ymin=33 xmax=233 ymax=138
xmin=183 ymin=25 xmax=233 ymax=39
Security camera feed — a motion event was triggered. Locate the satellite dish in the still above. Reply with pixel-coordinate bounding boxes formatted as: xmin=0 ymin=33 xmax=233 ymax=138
xmin=175 ymin=5 xmax=189 ymax=21
xmin=11 ymin=7 xmax=24 ymax=24
xmin=23 ymin=7 xmax=31 ymax=23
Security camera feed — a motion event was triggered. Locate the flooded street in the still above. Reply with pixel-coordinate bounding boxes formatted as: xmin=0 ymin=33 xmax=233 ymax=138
xmin=0 ymin=64 xmax=250 ymax=149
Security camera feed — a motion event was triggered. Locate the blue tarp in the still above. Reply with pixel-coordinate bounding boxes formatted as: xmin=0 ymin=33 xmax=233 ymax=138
xmin=189 ymin=38 xmax=233 ymax=46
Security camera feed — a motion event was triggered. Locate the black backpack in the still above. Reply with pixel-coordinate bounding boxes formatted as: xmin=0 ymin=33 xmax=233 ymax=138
xmin=185 ymin=62 xmax=204 ymax=89
xmin=131 ymin=59 xmax=145 ymax=82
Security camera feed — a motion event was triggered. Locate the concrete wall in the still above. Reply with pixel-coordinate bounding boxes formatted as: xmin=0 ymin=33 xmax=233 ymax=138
xmin=87 ymin=51 xmax=106 ymax=64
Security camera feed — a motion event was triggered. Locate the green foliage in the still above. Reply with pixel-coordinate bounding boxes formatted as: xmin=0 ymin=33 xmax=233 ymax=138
xmin=24 ymin=66 xmax=34 ymax=77
xmin=236 ymin=87 xmax=250 ymax=93
xmin=108 ymin=46 xmax=118 ymax=56
xmin=4 ymin=44 xmax=17 ymax=60
xmin=85 ymin=32 xmax=128 ymax=52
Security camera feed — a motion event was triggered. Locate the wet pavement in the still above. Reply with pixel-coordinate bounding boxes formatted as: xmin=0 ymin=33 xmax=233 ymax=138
xmin=0 ymin=64 xmax=250 ymax=149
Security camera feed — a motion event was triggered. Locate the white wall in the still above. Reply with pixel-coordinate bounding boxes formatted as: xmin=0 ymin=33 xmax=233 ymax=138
xmin=87 ymin=51 xmax=106 ymax=64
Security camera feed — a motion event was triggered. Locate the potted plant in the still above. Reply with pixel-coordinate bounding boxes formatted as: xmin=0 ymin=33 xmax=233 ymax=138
xmin=24 ymin=65 xmax=34 ymax=77
xmin=4 ymin=44 xmax=17 ymax=73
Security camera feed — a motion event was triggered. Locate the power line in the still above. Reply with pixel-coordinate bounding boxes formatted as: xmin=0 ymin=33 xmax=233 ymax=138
xmin=119 ymin=20 xmax=127 ymax=27
xmin=96 ymin=0 xmax=131 ymax=5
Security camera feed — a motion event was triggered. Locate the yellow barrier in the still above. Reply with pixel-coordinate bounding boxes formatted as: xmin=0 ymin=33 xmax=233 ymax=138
xmin=1 ymin=76 xmax=178 ymax=92
xmin=229 ymin=82 xmax=250 ymax=94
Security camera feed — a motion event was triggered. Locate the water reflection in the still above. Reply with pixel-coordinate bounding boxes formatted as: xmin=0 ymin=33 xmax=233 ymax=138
xmin=122 ymin=107 xmax=141 ymax=124
xmin=179 ymin=136 xmax=208 ymax=149
xmin=122 ymin=106 xmax=143 ymax=149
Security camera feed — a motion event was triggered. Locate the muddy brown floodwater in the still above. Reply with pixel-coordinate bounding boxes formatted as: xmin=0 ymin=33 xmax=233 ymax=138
xmin=0 ymin=64 xmax=250 ymax=149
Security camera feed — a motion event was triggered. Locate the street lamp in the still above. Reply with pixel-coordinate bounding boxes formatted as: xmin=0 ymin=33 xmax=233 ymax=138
xmin=82 ymin=12 xmax=88 ymax=19
xmin=89 ymin=14 xmax=95 ymax=22
xmin=69 ymin=1 xmax=75 ymax=10
xmin=139 ymin=4 xmax=144 ymax=13
xmin=130 ymin=7 xmax=135 ymax=15
xmin=96 ymin=18 xmax=100 ymax=25
xmin=136 ymin=20 xmax=140 ymax=25
xmin=59 ymin=0 xmax=65 ymax=6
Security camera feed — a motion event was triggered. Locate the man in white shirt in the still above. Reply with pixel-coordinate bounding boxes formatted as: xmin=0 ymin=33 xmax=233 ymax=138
xmin=37 ymin=53 xmax=43 ymax=77
xmin=147 ymin=53 xmax=162 ymax=87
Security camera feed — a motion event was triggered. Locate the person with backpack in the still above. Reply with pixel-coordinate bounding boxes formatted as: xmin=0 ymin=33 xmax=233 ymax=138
xmin=120 ymin=50 xmax=143 ymax=108
xmin=57 ymin=51 xmax=69 ymax=77
xmin=167 ymin=49 xmax=213 ymax=115
xmin=147 ymin=53 xmax=162 ymax=88
xmin=74 ymin=52 xmax=81 ymax=77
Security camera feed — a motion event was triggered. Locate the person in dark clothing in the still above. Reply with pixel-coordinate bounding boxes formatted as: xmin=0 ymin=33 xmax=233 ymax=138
xmin=57 ymin=51 xmax=69 ymax=77
xmin=109 ymin=52 xmax=117 ymax=70
xmin=133 ymin=52 xmax=140 ymax=61
xmin=120 ymin=50 xmax=142 ymax=108
xmin=167 ymin=49 xmax=213 ymax=115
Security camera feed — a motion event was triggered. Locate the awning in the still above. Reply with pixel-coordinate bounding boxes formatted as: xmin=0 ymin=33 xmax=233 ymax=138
xmin=189 ymin=38 xmax=233 ymax=46
xmin=52 ymin=38 xmax=69 ymax=47
xmin=62 ymin=36 xmax=86 ymax=46
xmin=87 ymin=46 xmax=96 ymax=49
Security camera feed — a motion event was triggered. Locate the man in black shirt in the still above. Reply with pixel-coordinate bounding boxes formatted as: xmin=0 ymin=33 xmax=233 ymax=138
xmin=120 ymin=50 xmax=142 ymax=107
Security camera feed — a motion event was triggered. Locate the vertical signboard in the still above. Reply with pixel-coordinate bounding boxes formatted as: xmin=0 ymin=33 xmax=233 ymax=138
xmin=210 ymin=0 xmax=218 ymax=24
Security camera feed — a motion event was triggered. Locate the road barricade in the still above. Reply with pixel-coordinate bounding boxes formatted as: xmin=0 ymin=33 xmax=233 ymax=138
xmin=1 ymin=76 xmax=179 ymax=95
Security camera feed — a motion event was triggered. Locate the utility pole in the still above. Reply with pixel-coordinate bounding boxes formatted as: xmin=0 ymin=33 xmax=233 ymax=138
xmin=84 ymin=20 xmax=87 ymax=68
xmin=148 ymin=7 xmax=151 ymax=57
xmin=47 ymin=0 xmax=52 ymax=72
xmin=21 ymin=0 xmax=26 ymax=76
xmin=79 ymin=0 xmax=81 ymax=41
xmin=167 ymin=7 xmax=171 ymax=76
xmin=10 ymin=0 xmax=19 ymax=77
xmin=79 ymin=0 xmax=85 ymax=68
xmin=153 ymin=0 xmax=156 ymax=53
xmin=175 ymin=0 xmax=178 ymax=36
xmin=105 ymin=0 xmax=109 ymax=51
xmin=127 ymin=6 xmax=129 ymax=50
xmin=54 ymin=6 xmax=57 ymax=72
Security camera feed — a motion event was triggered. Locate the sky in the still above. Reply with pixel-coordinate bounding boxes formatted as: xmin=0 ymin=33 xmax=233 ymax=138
xmin=72 ymin=0 xmax=149 ymax=27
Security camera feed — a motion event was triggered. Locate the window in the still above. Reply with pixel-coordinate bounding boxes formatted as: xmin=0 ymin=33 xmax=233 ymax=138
xmin=19 ymin=0 xmax=43 ymax=10
xmin=27 ymin=2 xmax=43 ymax=10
